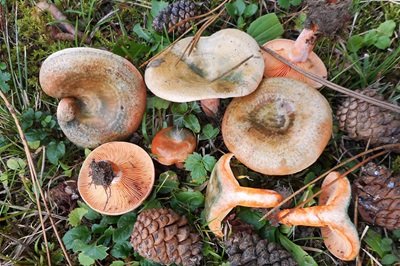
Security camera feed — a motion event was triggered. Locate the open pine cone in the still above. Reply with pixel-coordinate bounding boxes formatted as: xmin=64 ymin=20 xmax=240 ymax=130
xmin=224 ymin=231 xmax=297 ymax=266
xmin=354 ymin=163 xmax=400 ymax=230
xmin=131 ymin=208 xmax=202 ymax=266
xmin=336 ymin=89 xmax=400 ymax=146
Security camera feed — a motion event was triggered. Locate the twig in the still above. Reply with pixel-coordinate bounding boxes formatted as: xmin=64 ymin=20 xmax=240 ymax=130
xmin=260 ymin=46 xmax=400 ymax=113
xmin=209 ymin=55 xmax=254 ymax=82
xmin=260 ymin=143 xmax=400 ymax=221
xmin=0 ymin=91 xmax=73 ymax=266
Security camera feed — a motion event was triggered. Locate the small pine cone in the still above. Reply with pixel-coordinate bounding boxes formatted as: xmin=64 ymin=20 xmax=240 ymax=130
xmin=224 ymin=231 xmax=297 ymax=266
xmin=336 ymin=89 xmax=400 ymax=146
xmin=354 ymin=163 xmax=400 ymax=230
xmin=131 ymin=208 xmax=202 ymax=266
xmin=153 ymin=0 xmax=209 ymax=34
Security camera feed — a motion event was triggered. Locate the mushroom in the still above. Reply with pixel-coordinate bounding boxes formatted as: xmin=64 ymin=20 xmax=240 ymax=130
xmin=39 ymin=47 xmax=146 ymax=148
xmin=78 ymin=141 xmax=154 ymax=215
xmin=204 ymin=153 xmax=283 ymax=238
xmin=277 ymin=171 xmax=360 ymax=261
xmin=222 ymin=77 xmax=332 ymax=176
xmin=144 ymin=29 xmax=265 ymax=115
xmin=151 ymin=126 xmax=196 ymax=168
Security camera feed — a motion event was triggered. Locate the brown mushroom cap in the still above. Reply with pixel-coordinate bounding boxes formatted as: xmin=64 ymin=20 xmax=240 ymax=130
xmin=205 ymin=153 xmax=283 ymax=237
xmin=222 ymin=77 xmax=332 ymax=176
xmin=145 ymin=29 xmax=265 ymax=102
xmin=262 ymin=39 xmax=327 ymax=88
xmin=278 ymin=172 xmax=360 ymax=261
xmin=151 ymin=127 xmax=196 ymax=167
xmin=39 ymin=47 xmax=146 ymax=148
xmin=78 ymin=141 xmax=154 ymax=215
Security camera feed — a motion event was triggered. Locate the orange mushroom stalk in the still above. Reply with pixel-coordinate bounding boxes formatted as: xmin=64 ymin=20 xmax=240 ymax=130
xmin=277 ymin=172 xmax=360 ymax=261
xmin=205 ymin=153 xmax=283 ymax=238
xmin=78 ymin=142 xmax=155 ymax=215
xmin=151 ymin=127 xmax=196 ymax=168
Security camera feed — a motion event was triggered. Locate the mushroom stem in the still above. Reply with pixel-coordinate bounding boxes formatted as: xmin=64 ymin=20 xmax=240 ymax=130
xmin=57 ymin=97 xmax=78 ymax=122
xmin=234 ymin=187 xmax=283 ymax=208
xmin=201 ymin=98 xmax=220 ymax=118
xmin=288 ymin=28 xmax=317 ymax=63
xmin=278 ymin=207 xmax=336 ymax=227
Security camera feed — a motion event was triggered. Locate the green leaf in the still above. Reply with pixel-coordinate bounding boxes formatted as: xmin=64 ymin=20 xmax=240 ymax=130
xmin=148 ymin=96 xmax=170 ymax=110
xmin=185 ymin=153 xmax=207 ymax=180
xmin=277 ymin=0 xmax=290 ymax=9
xmin=377 ymin=20 xmax=396 ymax=36
xmin=199 ymin=124 xmax=219 ymax=140
xmin=110 ymin=261 xmax=125 ymax=266
xmin=279 ymin=234 xmax=317 ymax=266
xmin=157 ymin=171 xmax=180 ymax=194
xmin=247 ymin=13 xmax=284 ymax=44
xmin=374 ymin=35 xmax=391 ymax=49
xmin=140 ymin=259 xmax=162 ymax=266
xmin=183 ymin=114 xmax=200 ymax=133
xmin=174 ymin=191 xmax=204 ymax=211
xmin=78 ymin=201 xmax=101 ymax=220
xmin=381 ymin=238 xmax=393 ymax=252
xmin=6 ymin=158 xmax=26 ymax=171
xmin=112 ymin=38 xmax=151 ymax=62
xmin=225 ymin=3 xmax=237 ymax=17
xmin=113 ymin=212 xmax=137 ymax=243
xmin=171 ymin=102 xmax=188 ymax=114
xmin=363 ymin=30 xmax=378 ymax=46
xmin=63 ymin=225 xmax=91 ymax=250
xmin=68 ymin=207 xmax=88 ymax=227
xmin=237 ymin=208 xmax=266 ymax=230
xmin=202 ymin=155 xmax=216 ymax=172
xmin=111 ymin=241 xmax=132 ymax=258
xmin=133 ymin=24 xmax=153 ymax=42
xmin=81 ymin=244 xmax=108 ymax=260
xmin=151 ymin=0 xmax=169 ymax=18
xmin=382 ymin=254 xmax=399 ymax=265
xmin=235 ymin=0 xmax=246 ymax=16
xmin=0 ymin=66 xmax=10 ymax=93
xmin=78 ymin=253 xmax=95 ymax=266
xmin=243 ymin=4 xmax=258 ymax=17
xmin=47 ymin=141 xmax=65 ymax=165
xmin=347 ymin=35 xmax=364 ymax=53
xmin=291 ymin=0 xmax=302 ymax=6
xmin=364 ymin=229 xmax=387 ymax=258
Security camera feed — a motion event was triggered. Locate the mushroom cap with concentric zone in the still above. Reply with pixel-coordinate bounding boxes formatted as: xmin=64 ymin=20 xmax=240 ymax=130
xmin=145 ymin=28 xmax=265 ymax=102
xmin=78 ymin=142 xmax=154 ymax=215
xmin=39 ymin=47 xmax=146 ymax=148
xmin=222 ymin=77 xmax=332 ymax=176
xmin=262 ymin=39 xmax=327 ymax=88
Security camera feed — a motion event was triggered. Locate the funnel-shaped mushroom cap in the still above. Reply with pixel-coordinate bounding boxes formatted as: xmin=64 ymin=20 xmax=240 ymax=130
xmin=151 ymin=127 xmax=196 ymax=166
xmin=205 ymin=153 xmax=283 ymax=237
xmin=222 ymin=77 xmax=332 ymax=176
xmin=319 ymin=172 xmax=360 ymax=261
xmin=262 ymin=39 xmax=327 ymax=88
xmin=145 ymin=29 xmax=264 ymax=102
xmin=78 ymin=142 xmax=154 ymax=215
xmin=39 ymin=48 xmax=146 ymax=148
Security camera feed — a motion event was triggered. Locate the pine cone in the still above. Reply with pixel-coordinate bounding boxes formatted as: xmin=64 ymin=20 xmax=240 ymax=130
xmin=130 ymin=208 xmax=202 ymax=266
xmin=336 ymin=89 xmax=400 ymax=146
xmin=354 ymin=162 xmax=400 ymax=230
xmin=224 ymin=231 xmax=297 ymax=266
xmin=153 ymin=0 xmax=209 ymax=34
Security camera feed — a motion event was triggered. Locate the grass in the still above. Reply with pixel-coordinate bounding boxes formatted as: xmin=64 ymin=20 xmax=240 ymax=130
xmin=1 ymin=0 xmax=399 ymax=265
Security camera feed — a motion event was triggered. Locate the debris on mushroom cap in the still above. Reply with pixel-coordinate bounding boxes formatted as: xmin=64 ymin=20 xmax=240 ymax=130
xmin=222 ymin=77 xmax=332 ymax=176
xmin=278 ymin=172 xmax=360 ymax=261
xmin=39 ymin=47 xmax=147 ymax=148
xmin=151 ymin=126 xmax=197 ymax=167
xmin=205 ymin=153 xmax=283 ymax=238
xmin=262 ymin=39 xmax=327 ymax=88
xmin=145 ymin=28 xmax=265 ymax=102
xmin=78 ymin=141 xmax=154 ymax=215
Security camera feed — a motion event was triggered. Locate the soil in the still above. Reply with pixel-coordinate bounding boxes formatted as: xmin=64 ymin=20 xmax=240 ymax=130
xmin=305 ymin=0 xmax=352 ymax=36
xmin=89 ymin=160 xmax=115 ymax=187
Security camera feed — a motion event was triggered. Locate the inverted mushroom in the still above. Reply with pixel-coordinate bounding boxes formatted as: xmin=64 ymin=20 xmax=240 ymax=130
xmin=78 ymin=142 xmax=154 ymax=215
xmin=205 ymin=153 xmax=283 ymax=238
xmin=222 ymin=77 xmax=332 ymax=176
xmin=151 ymin=126 xmax=197 ymax=168
xmin=39 ymin=47 xmax=146 ymax=148
xmin=145 ymin=28 xmax=264 ymax=105
xmin=277 ymin=172 xmax=360 ymax=261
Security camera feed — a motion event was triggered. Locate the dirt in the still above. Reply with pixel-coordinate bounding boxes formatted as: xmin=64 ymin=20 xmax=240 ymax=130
xmin=305 ymin=0 xmax=352 ymax=37
xmin=89 ymin=159 xmax=115 ymax=187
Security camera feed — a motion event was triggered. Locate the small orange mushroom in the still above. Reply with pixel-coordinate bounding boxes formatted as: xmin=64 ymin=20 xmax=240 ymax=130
xmin=78 ymin=141 xmax=155 ymax=215
xmin=151 ymin=127 xmax=197 ymax=168
xmin=204 ymin=153 xmax=283 ymax=238
xmin=277 ymin=172 xmax=360 ymax=261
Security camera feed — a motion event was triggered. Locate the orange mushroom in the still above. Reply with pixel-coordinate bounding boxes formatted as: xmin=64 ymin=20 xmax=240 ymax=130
xmin=222 ymin=77 xmax=332 ymax=176
xmin=151 ymin=127 xmax=196 ymax=168
xmin=277 ymin=172 xmax=360 ymax=261
xmin=78 ymin=141 xmax=155 ymax=215
xmin=39 ymin=47 xmax=146 ymax=148
xmin=204 ymin=153 xmax=283 ymax=238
